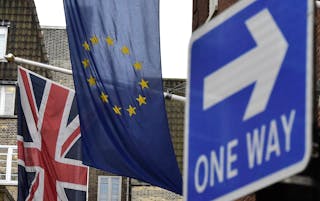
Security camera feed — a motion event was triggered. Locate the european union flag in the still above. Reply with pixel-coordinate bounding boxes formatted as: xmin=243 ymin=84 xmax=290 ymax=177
xmin=64 ymin=0 xmax=182 ymax=194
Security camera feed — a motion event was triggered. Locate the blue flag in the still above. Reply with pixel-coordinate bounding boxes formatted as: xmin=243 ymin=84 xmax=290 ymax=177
xmin=64 ymin=0 xmax=182 ymax=194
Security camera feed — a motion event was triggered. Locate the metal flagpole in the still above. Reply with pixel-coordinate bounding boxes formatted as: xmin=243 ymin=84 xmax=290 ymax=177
xmin=5 ymin=53 xmax=186 ymax=102
xmin=5 ymin=53 xmax=72 ymax=75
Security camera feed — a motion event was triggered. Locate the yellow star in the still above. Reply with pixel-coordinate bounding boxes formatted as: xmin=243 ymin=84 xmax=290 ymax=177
xmin=136 ymin=95 xmax=146 ymax=106
xmin=82 ymin=58 xmax=90 ymax=68
xmin=121 ymin=45 xmax=130 ymax=55
xmin=100 ymin=92 xmax=109 ymax=103
xmin=113 ymin=105 xmax=122 ymax=115
xmin=126 ymin=105 xmax=136 ymax=117
xmin=105 ymin=36 xmax=114 ymax=46
xmin=87 ymin=76 xmax=96 ymax=86
xmin=139 ymin=79 xmax=149 ymax=89
xmin=90 ymin=35 xmax=99 ymax=45
xmin=133 ymin=62 xmax=142 ymax=70
xmin=82 ymin=41 xmax=90 ymax=51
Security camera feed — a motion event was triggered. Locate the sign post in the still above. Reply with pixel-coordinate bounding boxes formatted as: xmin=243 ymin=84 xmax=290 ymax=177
xmin=184 ymin=0 xmax=313 ymax=200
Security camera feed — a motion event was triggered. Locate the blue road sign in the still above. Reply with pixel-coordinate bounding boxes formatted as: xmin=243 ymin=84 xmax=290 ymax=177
xmin=184 ymin=0 xmax=313 ymax=200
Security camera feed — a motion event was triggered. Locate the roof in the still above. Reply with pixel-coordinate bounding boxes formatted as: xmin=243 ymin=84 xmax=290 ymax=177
xmin=0 ymin=0 xmax=50 ymax=80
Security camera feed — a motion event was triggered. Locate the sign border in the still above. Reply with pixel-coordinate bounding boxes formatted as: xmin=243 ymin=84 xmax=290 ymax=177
xmin=183 ymin=0 xmax=313 ymax=200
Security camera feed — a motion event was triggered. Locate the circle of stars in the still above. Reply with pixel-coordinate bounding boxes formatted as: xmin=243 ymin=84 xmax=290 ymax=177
xmin=81 ymin=35 xmax=149 ymax=118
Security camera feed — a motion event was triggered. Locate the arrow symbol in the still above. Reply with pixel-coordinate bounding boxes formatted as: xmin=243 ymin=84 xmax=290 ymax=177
xmin=203 ymin=9 xmax=288 ymax=121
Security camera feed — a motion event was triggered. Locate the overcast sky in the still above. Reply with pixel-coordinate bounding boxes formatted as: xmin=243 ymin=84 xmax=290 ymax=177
xmin=33 ymin=0 xmax=191 ymax=78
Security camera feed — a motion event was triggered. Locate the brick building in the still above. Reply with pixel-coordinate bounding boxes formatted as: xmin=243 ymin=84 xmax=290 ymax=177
xmin=1 ymin=0 xmax=320 ymax=200
xmin=0 ymin=0 xmax=51 ymax=200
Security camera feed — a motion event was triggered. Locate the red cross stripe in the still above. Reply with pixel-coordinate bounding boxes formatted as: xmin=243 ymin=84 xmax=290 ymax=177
xmin=18 ymin=67 xmax=88 ymax=201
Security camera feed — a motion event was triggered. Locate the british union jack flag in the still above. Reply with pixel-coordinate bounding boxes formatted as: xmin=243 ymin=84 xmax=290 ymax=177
xmin=17 ymin=67 xmax=88 ymax=201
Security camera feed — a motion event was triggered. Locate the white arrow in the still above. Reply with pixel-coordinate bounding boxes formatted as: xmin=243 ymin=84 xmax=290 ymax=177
xmin=203 ymin=9 xmax=288 ymax=121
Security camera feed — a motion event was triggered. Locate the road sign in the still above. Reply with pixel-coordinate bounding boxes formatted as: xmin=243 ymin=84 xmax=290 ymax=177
xmin=184 ymin=0 xmax=313 ymax=200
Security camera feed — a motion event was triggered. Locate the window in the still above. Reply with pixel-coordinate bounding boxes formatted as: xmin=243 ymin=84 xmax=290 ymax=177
xmin=0 ymin=85 xmax=16 ymax=116
xmin=98 ymin=176 xmax=122 ymax=201
xmin=0 ymin=26 xmax=8 ymax=61
xmin=0 ymin=145 xmax=18 ymax=185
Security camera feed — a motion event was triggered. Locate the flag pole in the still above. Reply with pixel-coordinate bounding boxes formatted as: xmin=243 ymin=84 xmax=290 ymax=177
xmin=5 ymin=53 xmax=186 ymax=102
xmin=5 ymin=53 xmax=72 ymax=75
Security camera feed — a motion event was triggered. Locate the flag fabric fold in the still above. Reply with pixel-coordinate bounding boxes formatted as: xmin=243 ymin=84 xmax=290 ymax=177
xmin=17 ymin=66 xmax=88 ymax=201
xmin=64 ymin=0 xmax=182 ymax=194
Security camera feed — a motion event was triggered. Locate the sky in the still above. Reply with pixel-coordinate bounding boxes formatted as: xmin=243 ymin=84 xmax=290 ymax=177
xmin=33 ymin=0 xmax=192 ymax=78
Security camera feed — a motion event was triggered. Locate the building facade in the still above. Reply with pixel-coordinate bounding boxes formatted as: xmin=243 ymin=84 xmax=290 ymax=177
xmin=0 ymin=0 xmax=51 ymax=200
xmin=1 ymin=0 xmax=320 ymax=200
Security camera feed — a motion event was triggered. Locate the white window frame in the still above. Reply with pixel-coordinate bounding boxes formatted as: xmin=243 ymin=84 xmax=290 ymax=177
xmin=0 ymin=145 xmax=18 ymax=185
xmin=0 ymin=26 xmax=8 ymax=61
xmin=0 ymin=84 xmax=16 ymax=116
xmin=97 ymin=176 xmax=122 ymax=201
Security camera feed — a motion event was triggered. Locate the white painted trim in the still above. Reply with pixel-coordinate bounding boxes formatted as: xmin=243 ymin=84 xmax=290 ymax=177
xmin=0 ymin=85 xmax=16 ymax=116
xmin=97 ymin=176 xmax=122 ymax=201
xmin=0 ymin=86 xmax=5 ymax=115
xmin=0 ymin=145 xmax=18 ymax=185
xmin=0 ymin=26 xmax=8 ymax=61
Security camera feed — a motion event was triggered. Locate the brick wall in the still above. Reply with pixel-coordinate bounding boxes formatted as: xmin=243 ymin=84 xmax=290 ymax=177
xmin=88 ymin=168 xmax=128 ymax=201
xmin=51 ymin=72 xmax=74 ymax=90
xmin=0 ymin=119 xmax=17 ymax=146
xmin=166 ymin=99 xmax=185 ymax=172
xmin=3 ymin=187 xmax=16 ymax=201
xmin=42 ymin=28 xmax=75 ymax=89
xmin=132 ymin=186 xmax=182 ymax=201
xmin=163 ymin=79 xmax=185 ymax=172
xmin=0 ymin=186 xmax=14 ymax=201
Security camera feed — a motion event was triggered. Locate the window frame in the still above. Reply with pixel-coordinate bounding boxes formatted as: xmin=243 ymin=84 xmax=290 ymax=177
xmin=0 ymin=145 xmax=18 ymax=185
xmin=97 ymin=176 xmax=122 ymax=201
xmin=0 ymin=25 xmax=8 ymax=62
xmin=0 ymin=82 xmax=17 ymax=117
